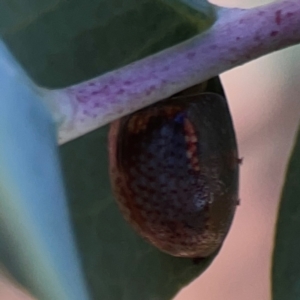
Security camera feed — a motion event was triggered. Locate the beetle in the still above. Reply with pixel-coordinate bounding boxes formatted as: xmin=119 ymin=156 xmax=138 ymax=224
xmin=108 ymin=86 xmax=239 ymax=258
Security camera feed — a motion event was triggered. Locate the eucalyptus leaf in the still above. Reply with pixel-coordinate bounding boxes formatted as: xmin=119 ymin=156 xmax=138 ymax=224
xmin=60 ymin=77 xmax=226 ymax=300
xmin=0 ymin=0 xmax=215 ymax=88
xmin=272 ymin=127 xmax=300 ymax=300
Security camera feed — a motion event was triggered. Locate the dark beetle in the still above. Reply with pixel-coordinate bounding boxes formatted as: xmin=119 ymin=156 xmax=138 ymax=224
xmin=108 ymin=87 xmax=239 ymax=258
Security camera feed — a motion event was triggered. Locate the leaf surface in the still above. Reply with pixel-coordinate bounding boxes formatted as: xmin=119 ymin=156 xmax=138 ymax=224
xmin=1 ymin=0 xmax=215 ymax=87
xmin=60 ymin=77 xmax=226 ymax=300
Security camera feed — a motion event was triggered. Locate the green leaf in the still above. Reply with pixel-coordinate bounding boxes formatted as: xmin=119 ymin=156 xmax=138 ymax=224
xmin=1 ymin=0 xmax=215 ymax=88
xmin=60 ymin=77 xmax=225 ymax=300
xmin=272 ymin=127 xmax=300 ymax=300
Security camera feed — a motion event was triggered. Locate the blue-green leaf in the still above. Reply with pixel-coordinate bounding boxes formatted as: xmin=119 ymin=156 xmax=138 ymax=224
xmin=0 ymin=40 xmax=89 ymax=300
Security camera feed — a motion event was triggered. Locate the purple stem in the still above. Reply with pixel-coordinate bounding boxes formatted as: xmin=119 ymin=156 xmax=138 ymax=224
xmin=44 ymin=0 xmax=300 ymax=144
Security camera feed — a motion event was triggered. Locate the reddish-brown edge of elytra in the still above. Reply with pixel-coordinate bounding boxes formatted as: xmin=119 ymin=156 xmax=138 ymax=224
xmin=108 ymin=92 xmax=239 ymax=258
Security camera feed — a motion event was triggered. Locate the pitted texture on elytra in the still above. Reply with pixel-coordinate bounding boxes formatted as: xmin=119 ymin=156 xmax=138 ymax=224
xmin=128 ymin=112 xmax=209 ymax=230
xmin=109 ymin=93 xmax=239 ymax=258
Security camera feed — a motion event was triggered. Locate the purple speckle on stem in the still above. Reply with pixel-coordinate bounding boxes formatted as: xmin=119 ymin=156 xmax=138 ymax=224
xmin=117 ymin=88 xmax=125 ymax=95
xmin=186 ymin=52 xmax=196 ymax=60
xmin=76 ymin=95 xmax=89 ymax=103
xmin=97 ymin=84 xmax=110 ymax=96
xmin=124 ymin=80 xmax=132 ymax=86
xmin=162 ymin=66 xmax=170 ymax=72
xmin=275 ymin=10 xmax=282 ymax=25
xmin=270 ymin=31 xmax=279 ymax=37
xmin=254 ymin=35 xmax=261 ymax=41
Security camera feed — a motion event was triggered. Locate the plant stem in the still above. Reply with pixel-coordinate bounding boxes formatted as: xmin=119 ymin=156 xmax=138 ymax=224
xmin=41 ymin=0 xmax=300 ymax=144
